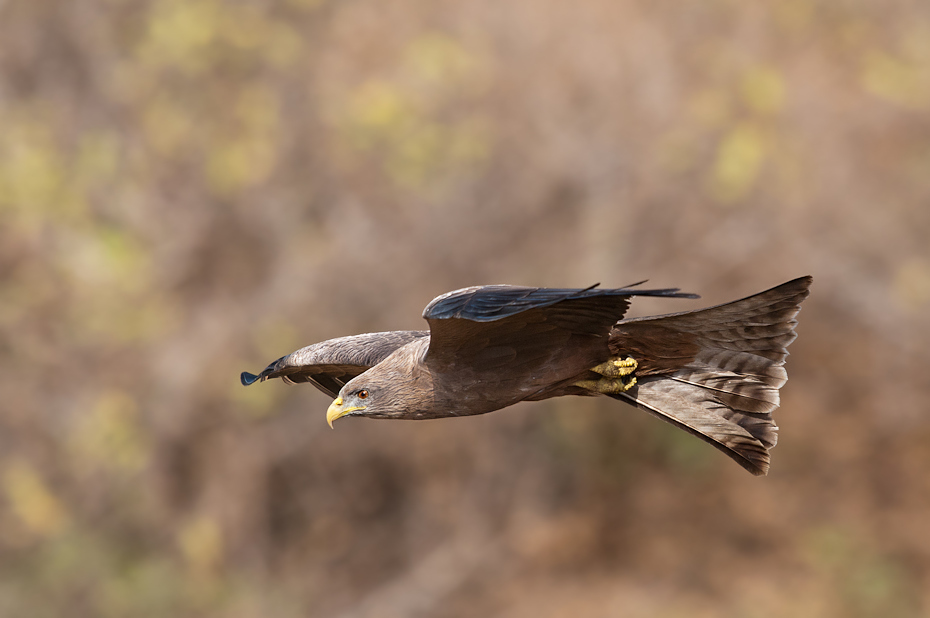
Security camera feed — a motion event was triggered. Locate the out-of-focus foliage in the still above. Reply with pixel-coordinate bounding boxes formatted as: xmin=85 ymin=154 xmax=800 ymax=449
xmin=1 ymin=0 xmax=929 ymax=616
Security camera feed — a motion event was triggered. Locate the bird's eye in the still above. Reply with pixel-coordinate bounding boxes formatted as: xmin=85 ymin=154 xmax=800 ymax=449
xmin=357 ymin=390 xmax=369 ymax=400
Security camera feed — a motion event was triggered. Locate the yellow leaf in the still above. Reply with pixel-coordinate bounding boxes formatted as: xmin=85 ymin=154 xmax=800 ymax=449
xmin=3 ymin=461 xmax=69 ymax=537
xmin=709 ymin=122 xmax=768 ymax=203
xmin=740 ymin=66 xmax=786 ymax=115
xmin=178 ymin=515 xmax=223 ymax=575
xmin=861 ymin=50 xmax=930 ymax=110
xmin=71 ymin=391 xmax=149 ymax=473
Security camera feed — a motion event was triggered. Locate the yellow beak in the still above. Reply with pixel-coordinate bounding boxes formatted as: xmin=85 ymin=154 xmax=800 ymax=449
xmin=326 ymin=397 xmax=366 ymax=428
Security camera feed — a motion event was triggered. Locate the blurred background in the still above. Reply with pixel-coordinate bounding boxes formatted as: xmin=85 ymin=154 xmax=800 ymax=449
xmin=1 ymin=0 xmax=929 ymax=616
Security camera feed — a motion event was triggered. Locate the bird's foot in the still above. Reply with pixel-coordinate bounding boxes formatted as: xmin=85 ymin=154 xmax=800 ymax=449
xmin=574 ymin=375 xmax=637 ymax=395
xmin=591 ymin=356 xmax=637 ymax=378
xmin=576 ymin=356 xmax=638 ymax=394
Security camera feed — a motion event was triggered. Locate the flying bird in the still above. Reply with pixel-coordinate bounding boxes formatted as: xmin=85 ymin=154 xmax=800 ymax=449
xmin=241 ymin=277 xmax=812 ymax=475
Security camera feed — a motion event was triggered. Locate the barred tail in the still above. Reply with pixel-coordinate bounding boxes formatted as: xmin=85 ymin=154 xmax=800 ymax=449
xmin=608 ymin=276 xmax=813 ymax=475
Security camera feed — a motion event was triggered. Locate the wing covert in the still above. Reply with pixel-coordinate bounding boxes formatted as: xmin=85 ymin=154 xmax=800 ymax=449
xmin=422 ymin=284 xmax=699 ymax=377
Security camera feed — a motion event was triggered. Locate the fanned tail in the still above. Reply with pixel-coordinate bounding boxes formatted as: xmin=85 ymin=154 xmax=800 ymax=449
xmin=609 ymin=276 xmax=813 ymax=475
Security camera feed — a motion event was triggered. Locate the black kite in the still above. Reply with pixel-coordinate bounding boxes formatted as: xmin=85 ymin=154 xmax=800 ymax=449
xmin=242 ymin=277 xmax=812 ymax=475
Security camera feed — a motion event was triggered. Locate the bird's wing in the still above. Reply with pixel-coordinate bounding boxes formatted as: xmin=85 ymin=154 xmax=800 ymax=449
xmin=241 ymin=331 xmax=429 ymax=397
xmin=422 ymin=285 xmax=698 ymax=389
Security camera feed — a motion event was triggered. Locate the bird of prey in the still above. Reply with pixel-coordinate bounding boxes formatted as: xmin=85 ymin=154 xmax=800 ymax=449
xmin=242 ymin=277 xmax=811 ymax=475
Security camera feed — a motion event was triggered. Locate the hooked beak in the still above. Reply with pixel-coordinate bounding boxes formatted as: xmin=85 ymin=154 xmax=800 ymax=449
xmin=326 ymin=397 xmax=366 ymax=428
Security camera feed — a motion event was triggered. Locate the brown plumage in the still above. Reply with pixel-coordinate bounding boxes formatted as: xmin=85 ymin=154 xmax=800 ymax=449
xmin=242 ymin=277 xmax=812 ymax=475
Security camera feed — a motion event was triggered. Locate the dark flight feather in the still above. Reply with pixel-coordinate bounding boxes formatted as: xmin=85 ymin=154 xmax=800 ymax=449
xmin=423 ymin=284 xmax=698 ymax=322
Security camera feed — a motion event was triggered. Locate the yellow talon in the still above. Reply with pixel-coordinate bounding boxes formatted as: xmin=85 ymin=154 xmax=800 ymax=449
xmin=613 ymin=357 xmax=637 ymax=375
xmin=591 ymin=356 xmax=637 ymax=377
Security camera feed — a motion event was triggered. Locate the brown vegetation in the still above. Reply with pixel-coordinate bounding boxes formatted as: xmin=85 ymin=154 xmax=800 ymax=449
xmin=1 ymin=0 xmax=929 ymax=615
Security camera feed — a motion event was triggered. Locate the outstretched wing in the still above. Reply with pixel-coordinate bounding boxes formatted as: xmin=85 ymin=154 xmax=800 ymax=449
xmin=422 ymin=285 xmax=698 ymax=402
xmin=240 ymin=331 xmax=429 ymax=397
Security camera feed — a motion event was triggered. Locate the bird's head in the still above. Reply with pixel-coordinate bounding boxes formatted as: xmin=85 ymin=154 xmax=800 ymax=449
xmin=325 ymin=366 xmax=435 ymax=426
xmin=326 ymin=384 xmax=375 ymax=427
xmin=325 ymin=341 xmax=434 ymax=426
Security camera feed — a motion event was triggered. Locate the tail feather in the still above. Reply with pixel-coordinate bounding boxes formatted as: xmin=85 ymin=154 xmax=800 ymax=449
xmin=610 ymin=276 xmax=812 ymax=475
